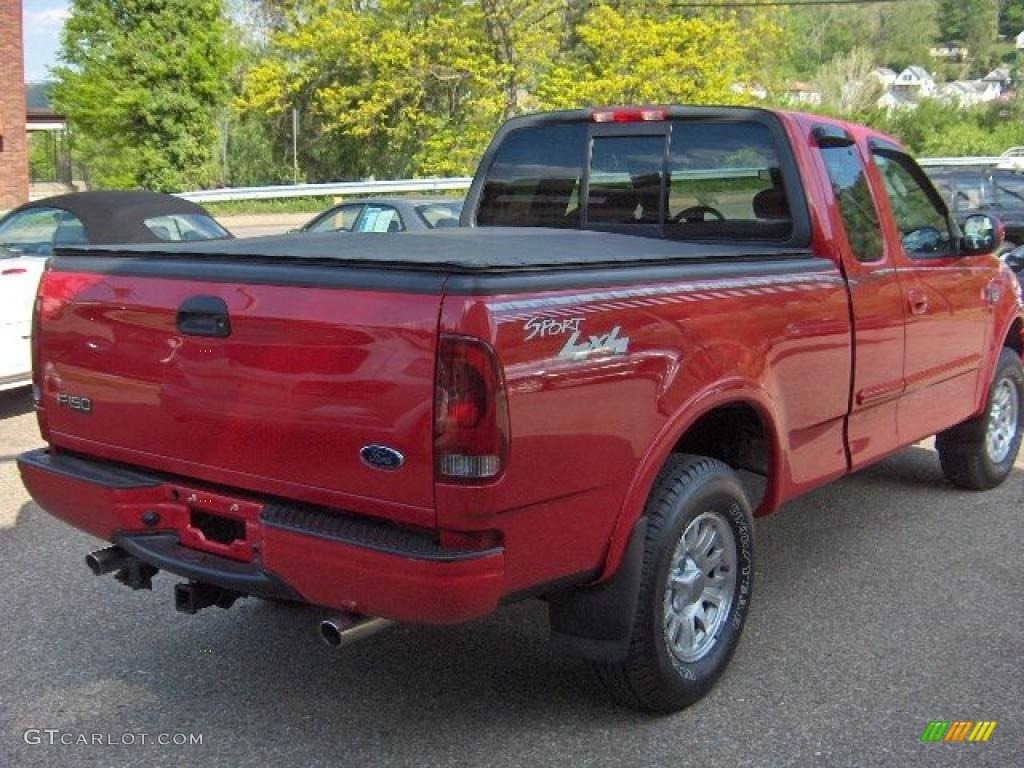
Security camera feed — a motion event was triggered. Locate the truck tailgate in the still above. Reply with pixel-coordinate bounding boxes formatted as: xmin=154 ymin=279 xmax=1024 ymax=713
xmin=36 ymin=262 xmax=441 ymax=526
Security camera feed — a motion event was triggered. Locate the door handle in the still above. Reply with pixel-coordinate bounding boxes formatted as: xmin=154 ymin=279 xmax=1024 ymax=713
xmin=176 ymin=295 xmax=231 ymax=338
xmin=907 ymin=289 xmax=929 ymax=315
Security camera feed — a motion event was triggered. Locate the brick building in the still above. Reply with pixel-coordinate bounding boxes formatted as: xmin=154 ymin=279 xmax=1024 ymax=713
xmin=0 ymin=0 xmax=29 ymax=210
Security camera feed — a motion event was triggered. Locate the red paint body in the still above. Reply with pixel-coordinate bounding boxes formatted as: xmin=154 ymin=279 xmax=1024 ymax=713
xmin=19 ymin=110 xmax=1024 ymax=624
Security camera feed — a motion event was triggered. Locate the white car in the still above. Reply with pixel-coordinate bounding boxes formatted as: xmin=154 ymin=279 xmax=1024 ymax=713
xmin=0 ymin=247 xmax=45 ymax=391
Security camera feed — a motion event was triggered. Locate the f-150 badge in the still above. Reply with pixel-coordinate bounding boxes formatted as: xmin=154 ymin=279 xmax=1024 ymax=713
xmin=558 ymin=326 xmax=630 ymax=361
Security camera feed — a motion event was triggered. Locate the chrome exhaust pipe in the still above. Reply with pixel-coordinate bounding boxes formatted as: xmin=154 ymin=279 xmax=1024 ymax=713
xmin=85 ymin=545 xmax=133 ymax=576
xmin=319 ymin=613 xmax=393 ymax=648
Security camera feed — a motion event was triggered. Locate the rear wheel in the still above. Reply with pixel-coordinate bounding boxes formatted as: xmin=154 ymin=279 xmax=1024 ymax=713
xmin=594 ymin=455 xmax=754 ymax=713
xmin=937 ymin=348 xmax=1023 ymax=490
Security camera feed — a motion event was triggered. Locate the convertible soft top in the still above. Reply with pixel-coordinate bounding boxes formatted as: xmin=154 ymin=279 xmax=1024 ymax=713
xmin=11 ymin=190 xmax=217 ymax=244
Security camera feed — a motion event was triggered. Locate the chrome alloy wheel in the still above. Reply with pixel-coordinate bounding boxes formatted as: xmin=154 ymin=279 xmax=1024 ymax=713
xmin=986 ymin=378 xmax=1020 ymax=465
xmin=663 ymin=511 xmax=738 ymax=664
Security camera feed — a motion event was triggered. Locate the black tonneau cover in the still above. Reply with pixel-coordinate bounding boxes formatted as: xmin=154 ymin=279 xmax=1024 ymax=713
xmin=60 ymin=227 xmax=813 ymax=272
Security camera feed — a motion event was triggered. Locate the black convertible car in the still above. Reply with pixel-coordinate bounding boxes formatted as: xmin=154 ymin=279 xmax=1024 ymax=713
xmin=0 ymin=190 xmax=232 ymax=257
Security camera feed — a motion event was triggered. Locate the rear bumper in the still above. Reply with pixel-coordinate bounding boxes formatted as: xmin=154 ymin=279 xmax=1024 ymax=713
xmin=18 ymin=448 xmax=505 ymax=624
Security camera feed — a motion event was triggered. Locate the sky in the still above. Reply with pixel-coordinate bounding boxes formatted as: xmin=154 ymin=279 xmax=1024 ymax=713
xmin=22 ymin=0 xmax=69 ymax=81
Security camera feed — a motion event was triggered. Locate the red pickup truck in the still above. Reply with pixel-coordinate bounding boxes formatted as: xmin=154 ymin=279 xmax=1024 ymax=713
xmin=18 ymin=107 xmax=1024 ymax=712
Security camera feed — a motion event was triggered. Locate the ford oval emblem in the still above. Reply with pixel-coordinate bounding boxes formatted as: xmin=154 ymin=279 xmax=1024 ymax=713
xmin=360 ymin=445 xmax=405 ymax=471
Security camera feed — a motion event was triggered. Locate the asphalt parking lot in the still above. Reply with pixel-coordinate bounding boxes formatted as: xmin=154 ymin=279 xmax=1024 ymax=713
xmin=0 ymin=384 xmax=1020 ymax=768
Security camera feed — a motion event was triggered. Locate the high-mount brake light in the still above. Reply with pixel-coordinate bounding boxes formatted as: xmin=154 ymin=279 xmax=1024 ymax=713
xmin=435 ymin=335 xmax=509 ymax=482
xmin=590 ymin=107 xmax=669 ymax=123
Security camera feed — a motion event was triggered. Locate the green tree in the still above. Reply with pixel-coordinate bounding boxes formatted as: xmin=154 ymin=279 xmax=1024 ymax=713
xmin=52 ymin=0 xmax=234 ymax=191
xmin=786 ymin=1 xmax=938 ymax=76
xmin=999 ymin=0 xmax=1024 ymax=35
xmin=938 ymin=0 xmax=999 ymax=74
xmin=241 ymin=0 xmax=515 ymax=179
xmin=534 ymin=5 xmax=781 ymax=108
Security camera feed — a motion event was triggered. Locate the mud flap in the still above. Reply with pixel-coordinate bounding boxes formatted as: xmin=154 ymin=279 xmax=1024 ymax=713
xmin=548 ymin=517 xmax=647 ymax=663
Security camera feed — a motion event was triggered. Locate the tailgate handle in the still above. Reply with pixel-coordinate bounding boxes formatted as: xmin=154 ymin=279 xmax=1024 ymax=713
xmin=177 ymin=295 xmax=231 ymax=338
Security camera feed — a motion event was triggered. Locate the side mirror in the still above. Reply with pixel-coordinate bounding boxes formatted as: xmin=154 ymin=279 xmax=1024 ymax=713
xmin=961 ymin=213 xmax=1003 ymax=256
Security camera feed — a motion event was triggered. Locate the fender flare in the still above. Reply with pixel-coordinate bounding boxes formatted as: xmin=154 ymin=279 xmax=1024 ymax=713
xmin=597 ymin=381 xmax=785 ymax=583
xmin=975 ymin=307 xmax=1024 ymax=416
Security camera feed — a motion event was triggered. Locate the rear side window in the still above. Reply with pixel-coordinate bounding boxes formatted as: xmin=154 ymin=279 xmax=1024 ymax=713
xmin=355 ymin=205 xmax=404 ymax=232
xmin=416 ymin=202 xmax=462 ymax=228
xmin=145 ymin=214 xmax=229 ymax=241
xmin=991 ymin=172 xmax=1024 ymax=209
xmin=819 ymin=144 xmax=883 ymax=262
xmin=476 ymin=124 xmax=587 ymax=227
xmin=55 ymin=211 xmax=88 ymax=247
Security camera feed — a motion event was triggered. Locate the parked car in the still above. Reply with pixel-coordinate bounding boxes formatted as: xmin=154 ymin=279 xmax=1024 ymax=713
xmin=1004 ymin=243 xmax=1024 ymax=280
xmin=299 ymin=197 xmax=463 ymax=233
xmin=0 ymin=190 xmax=231 ymax=258
xmin=18 ymin=107 xmax=1023 ymax=713
xmin=0 ymin=246 xmax=45 ymax=391
xmin=926 ymin=167 xmax=1024 ymax=248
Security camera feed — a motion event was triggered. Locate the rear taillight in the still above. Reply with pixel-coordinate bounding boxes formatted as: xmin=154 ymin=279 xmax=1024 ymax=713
xmin=434 ymin=335 xmax=509 ymax=482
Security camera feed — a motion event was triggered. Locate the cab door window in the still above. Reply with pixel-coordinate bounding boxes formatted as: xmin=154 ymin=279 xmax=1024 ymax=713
xmin=871 ymin=150 xmax=953 ymax=258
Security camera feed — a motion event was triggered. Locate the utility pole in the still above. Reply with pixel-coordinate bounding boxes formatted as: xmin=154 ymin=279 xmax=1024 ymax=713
xmin=292 ymin=107 xmax=299 ymax=185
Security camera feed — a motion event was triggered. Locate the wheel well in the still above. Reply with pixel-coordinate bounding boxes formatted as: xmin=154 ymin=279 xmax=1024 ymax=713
xmin=671 ymin=403 xmax=771 ymax=509
xmin=1005 ymin=318 xmax=1023 ymax=357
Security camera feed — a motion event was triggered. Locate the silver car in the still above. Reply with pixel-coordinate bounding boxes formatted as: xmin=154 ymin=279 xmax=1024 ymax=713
xmin=300 ymin=197 xmax=463 ymax=234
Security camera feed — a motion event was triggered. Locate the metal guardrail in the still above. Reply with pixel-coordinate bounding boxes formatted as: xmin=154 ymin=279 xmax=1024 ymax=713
xmin=917 ymin=157 xmax=1003 ymax=167
xmin=177 ymin=151 xmax=1024 ymax=204
xmin=177 ymin=177 xmax=474 ymax=203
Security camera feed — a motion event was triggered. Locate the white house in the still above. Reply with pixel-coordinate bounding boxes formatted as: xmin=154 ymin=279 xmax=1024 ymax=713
xmin=784 ymin=81 xmax=822 ymax=106
xmin=983 ymin=67 xmax=1012 ymax=88
xmin=1016 ymin=30 xmax=1024 ymax=50
xmin=930 ymin=44 xmax=968 ymax=61
xmin=877 ymin=88 xmax=919 ymax=112
xmin=893 ymin=66 xmax=937 ymax=96
xmin=729 ymin=82 xmax=768 ymax=100
xmin=940 ymin=79 xmax=1002 ymax=107
xmin=869 ymin=67 xmax=898 ymax=89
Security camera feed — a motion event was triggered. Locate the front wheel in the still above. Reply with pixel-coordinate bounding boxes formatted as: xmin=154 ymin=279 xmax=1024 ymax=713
xmin=594 ymin=455 xmax=754 ymax=713
xmin=937 ymin=348 xmax=1023 ymax=490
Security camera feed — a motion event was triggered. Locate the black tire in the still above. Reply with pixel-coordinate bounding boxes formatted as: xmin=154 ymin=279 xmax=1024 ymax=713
xmin=937 ymin=348 xmax=1023 ymax=490
xmin=594 ymin=455 xmax=754 ymax=713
